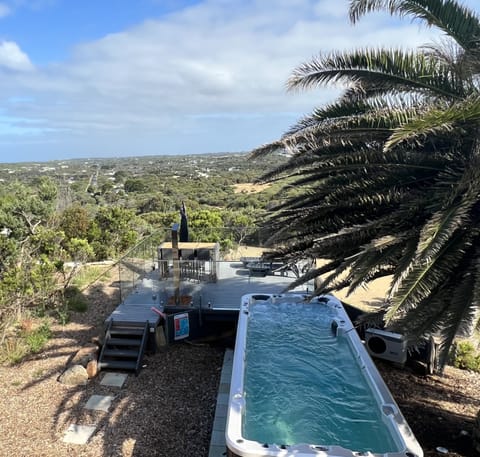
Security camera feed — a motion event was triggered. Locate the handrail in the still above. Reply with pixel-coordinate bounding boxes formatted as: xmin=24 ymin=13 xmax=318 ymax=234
xmin=98 ymin=318 xmax=113 ymax=366
xmin=135 ymin=320 xmax=150 ymax=376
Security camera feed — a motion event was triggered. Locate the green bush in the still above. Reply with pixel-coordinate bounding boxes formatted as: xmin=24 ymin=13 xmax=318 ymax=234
xmin=453 ymin=340 xmax=480 ymax=372
xmin=0 ymin=338 xmax=28 ymax=365
xmin=25 ymin=322 xmax=52 ymax=354
xmin=64 ymin=286 xmax=88 ymax=312
xmin=55 ymin=306 xmax=70 ymax=325
xmin=1 ymin=319 xmax=53 ymax=364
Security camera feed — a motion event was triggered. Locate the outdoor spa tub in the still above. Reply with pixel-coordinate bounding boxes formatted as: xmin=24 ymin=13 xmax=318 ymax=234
xmin=225 ymin=293 xmax=423 ymax=457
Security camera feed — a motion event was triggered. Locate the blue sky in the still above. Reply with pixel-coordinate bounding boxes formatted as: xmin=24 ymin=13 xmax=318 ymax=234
xmin=0 ymin=0 xmax=478 ymax=163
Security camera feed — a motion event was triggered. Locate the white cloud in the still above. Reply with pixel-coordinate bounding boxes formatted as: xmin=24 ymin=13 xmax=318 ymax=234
xmin=0 ymin=0 xmax=473 ymax=160
xmin=0 ymin=3 xmax=11 ymax=17
xmin=0 ymin=40 xmax=34 ymax=71
xmin=313 ymin=0 xmax=348 ymax=19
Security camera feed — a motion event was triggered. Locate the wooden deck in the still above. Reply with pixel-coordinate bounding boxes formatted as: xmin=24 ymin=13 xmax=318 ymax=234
xmin=106 ymin=261 xmax=313 ymax=329
xmin=105 ymin=303 xmax=161 ymax=329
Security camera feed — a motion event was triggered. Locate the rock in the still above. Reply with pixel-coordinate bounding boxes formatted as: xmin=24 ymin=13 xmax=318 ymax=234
xmin=86 ymin=359 xmax=98 ymax=379
xmin=70 ymin=344 xmax=98 ymax=367
xmin=91 ymin=335 xmax=104 ymax=348
xmin=58 ymin=364 xmax=88 ymax=386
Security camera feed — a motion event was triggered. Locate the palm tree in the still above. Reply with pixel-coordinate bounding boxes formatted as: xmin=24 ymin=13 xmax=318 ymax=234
xmin=253 ymin=0 xmax=480 ymax=369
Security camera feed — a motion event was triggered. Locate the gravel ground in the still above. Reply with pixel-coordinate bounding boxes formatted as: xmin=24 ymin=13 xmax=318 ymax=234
xmin=0 ymin=328 xmax=224 ymax=457
xmin=1 ymin=276 xmax=479 ymax=457
xmin=0 ymin=279 xmax=224 ymax=457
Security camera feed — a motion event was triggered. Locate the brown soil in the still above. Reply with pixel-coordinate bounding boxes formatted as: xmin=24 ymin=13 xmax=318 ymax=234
xmin=0 ymin=275 xmax=478 ymax=456
xmin=378 ymin=361 xmax=480 ymax=457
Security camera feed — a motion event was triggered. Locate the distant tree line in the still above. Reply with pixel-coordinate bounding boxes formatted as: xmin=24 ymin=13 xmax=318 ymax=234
xmin=0 ymin=153 xmax=286 ymax=344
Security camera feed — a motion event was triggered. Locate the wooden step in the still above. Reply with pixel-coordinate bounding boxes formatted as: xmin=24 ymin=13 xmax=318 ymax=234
xmin=110 ymin=328 xmax=144 ymax=336
xmin=109 ymin=320 xmax=147 ymax=328
xmin=107 ymin=337 xmax=142 ymax=346
xmin=103 ymin=349 xmax=139 ymax=358
xmin=99 ymin=360 xmax=138 ymax=371
xmin=99 ymin=319 xmax=150 ymax=375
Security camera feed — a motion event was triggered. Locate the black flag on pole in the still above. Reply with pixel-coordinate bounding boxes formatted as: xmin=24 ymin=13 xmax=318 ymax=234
xmin=179 ymin=201 xmax=189 ymax=242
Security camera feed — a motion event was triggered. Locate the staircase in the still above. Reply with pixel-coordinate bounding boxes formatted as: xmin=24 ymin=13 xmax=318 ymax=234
xmin=98 ymin=320 xmax=150 ymax=376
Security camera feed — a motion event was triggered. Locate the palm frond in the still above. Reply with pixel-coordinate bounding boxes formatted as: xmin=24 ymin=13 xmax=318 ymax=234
xmin=250 ymin=140 xmax=288 ymax=158
xmin=349 ymin=0 xmax=480 ymax=55
xmin=416 ymin=195 xmax=475 ymax=264
xmin=386 ymin=230 xmax=472 ymax=322
xmin=309 ymin=260 xmax=352 ymax=294
xmin=288 ymin=49 xmax=465 ymax=99
xmin=280 ymin=259 xmax=343 ymax=292
xmin=385 ymin=95 xmax=480 ymax=150
xmin=345 ymin=240 xmax=403 ymax=294
xmin=284 ymin=100 xmax=371 ymax=136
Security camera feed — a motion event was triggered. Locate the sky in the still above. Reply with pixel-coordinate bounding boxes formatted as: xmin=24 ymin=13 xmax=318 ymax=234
xmin=0 ymin=0 xmax=478 ymax=163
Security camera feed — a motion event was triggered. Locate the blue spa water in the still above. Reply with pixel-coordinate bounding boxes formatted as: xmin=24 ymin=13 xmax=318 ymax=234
xmin=243 ymin=301 xmax=400 ymax=454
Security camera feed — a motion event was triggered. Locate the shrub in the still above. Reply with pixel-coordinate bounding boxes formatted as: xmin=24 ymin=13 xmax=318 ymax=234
xmin=453 ymin=340 xmax=480 ymax=372
xmin=0 ymin=338 xmax=28 ymax=365
xmin=64 ymin=286 xmax=88 ymax=312
xmin=0 ymin=320 xmax=52 ymax=364
xmin=25 ymin=321 xmax=52 ymax=354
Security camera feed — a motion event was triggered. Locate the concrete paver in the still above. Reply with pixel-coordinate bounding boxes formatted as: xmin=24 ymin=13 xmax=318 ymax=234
xmin=84 ymin=394 xmax=114 ymax=412
xmin=216 ymin=393 xmax=229 ymax=406
xmin=62 ymin=424 xmax=97 ymax=444
xmin=208 ymin=444 xmax=226 ymax=457
xmin=210 ymin=430 xmax=226 ymax=446
xmin=100 ymin=372 xmax=128 ymax=388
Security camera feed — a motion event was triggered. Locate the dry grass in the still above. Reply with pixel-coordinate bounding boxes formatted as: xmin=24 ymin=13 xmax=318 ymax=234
xmin=232 ymin=183 xmax=271 ymax=193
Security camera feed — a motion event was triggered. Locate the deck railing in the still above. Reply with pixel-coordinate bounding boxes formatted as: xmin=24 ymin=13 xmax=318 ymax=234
xmin=116 ymin=226 xmax=270 ymax=302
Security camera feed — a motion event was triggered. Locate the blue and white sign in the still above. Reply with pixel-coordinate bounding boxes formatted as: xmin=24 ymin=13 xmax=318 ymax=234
xmin=174 ymin=313 xmax=190 ymax=340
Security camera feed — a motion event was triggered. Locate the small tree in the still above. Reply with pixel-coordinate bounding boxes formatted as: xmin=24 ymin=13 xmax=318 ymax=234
xmin=89 ymin=206 xmax=140 ymax=259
